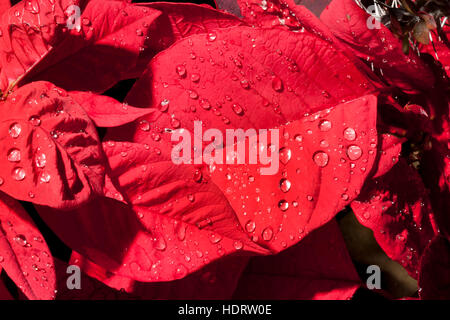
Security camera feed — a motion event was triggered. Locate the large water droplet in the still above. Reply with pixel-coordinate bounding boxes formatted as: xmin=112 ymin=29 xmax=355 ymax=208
xmin=154 ymin=237 xmax=167 ymax=251
xmin=318 ymin=119 xmax=332 ymax=132
xmin=232 ymin=104 xmax=244 ymax=115
xmin=175 ymin=65 xmax=186 ymax=78
xmin=29 ymin=116 xmax=41 ymax=126
xmin=313 ymin=151 xmax=329 ymax=167
xmin=14 ymin=234 xmax=28 ymax=246
xmin=279 ymin=147 xmax=291 ymax=165
xmin=40 ymin=171 xmax=51 ymax=183
xmin=12 ymin=167 xmax=26 ymax=181
xmin=343 ymin=127 xmax=356 ymax=141
xmin=245 ymin=220 xmax=256 ymax=233
xmin=279 ymin=179 xmax=291 ymax=193
xmin=160 ymin=99 xmax=170 ymax=112
xmin=193 ymin=169 xmax=202 ymax=182
xmin=262 ymin=227 xmax=273 ymax=241
xmin=233 ymin=240 xmax=243 ymax=250
xmin=272 ymin=76 xmax=283 ymax=92
xmin=207 ymin=32 xmax=217 ymax=41
xmin=9 ymin=123 xmax=22 ymax=138
xmin=139 ymin=120 xmax=150 ymax=132
xmin=7 ymin=149 xmax=21 ymax=162
xmin=278 ymin=199 xmax=289 ymax=211
xmin=347 ymin=145 xmax=362 ymax=160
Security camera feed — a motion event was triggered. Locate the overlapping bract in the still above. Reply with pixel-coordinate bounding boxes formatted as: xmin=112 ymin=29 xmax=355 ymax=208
xmin=0 ymin=0 xmax=447 ymax=300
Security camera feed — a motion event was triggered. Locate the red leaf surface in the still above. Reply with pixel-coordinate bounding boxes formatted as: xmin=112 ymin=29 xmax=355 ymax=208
xmin=320 ymin=0 xmax=435 ymax=94
xmin=17 ymin=0 xmax=161 ymax=93
xmin=233 ymin=219 xmax=361 ymax=300
xmin=209 ymin=96 xmax=378 ymax=252
xmin=128 ymin=2 xmax=244 ymax=76
xmin=0 ymin=0 xmax=79 ymax=92
xmin=37 ymin=141 xmax=266 ymax=283
xmin=351 ymin=160 xmax=437 ymax=278
xmin=68 ymin=251 xmax=249 ymax=299
xmin=418 ymin=235 xmax=450 ymax=299
xmin=0 ymin=0 xmax=10 ymax=15
xmin=68 ymin=91 xmax=152 ymax=127
xmin=372 ymin=133 xmax=404 ymax=179
xmin=0 ymin=192 xmax=56 ymax=300
xmin=110 ymin=25 xmax=375 ymax=143
xmin=0 ymin=81 xmax=104 ymax=209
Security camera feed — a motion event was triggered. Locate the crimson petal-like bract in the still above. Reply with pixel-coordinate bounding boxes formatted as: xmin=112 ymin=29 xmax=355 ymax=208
xmin=0 ymin=81 xmax=104 ymax=209
xmin=0 ymin=192 xmax=56 ymax=300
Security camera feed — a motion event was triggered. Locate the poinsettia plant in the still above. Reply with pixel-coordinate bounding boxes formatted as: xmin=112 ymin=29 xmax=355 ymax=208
xmin=0 ymin=0 xmax=448 ymax=300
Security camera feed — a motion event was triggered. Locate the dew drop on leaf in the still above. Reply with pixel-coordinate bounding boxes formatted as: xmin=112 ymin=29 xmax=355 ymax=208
xmin=262 ymin=227 xmax=274 ymax=241
xmin=9 ymin=123 xmax=22 ymax=138
xmin=12 ymin=167 xmax=26 ymax=181
xmin=7 ymin=149 xmax=21 ymax=162
xmin=318 ymin=119 xmax=332 ymax=132
xmin=279 ymin=179 xmax=291 ymax=193
xmin=279 ymin=147 xmax=291 ymax=165
xmin=346 ymin=145 xmax=362 ymax=160
xmin=313 ymin=151 xmax=329 ymax=167
xmin=343 ymin=127 xmax=356 ymax=141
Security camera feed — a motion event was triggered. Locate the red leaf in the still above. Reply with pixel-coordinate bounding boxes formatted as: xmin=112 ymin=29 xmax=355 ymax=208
xmin=418 ymin=235 xmax=450 ymax=299
xmin=208 ymin=95 xmax=378 ymax=252
xmin=0 ymin=0 xmax=10 ymax=15
xmin=0 ymin=0 xmax=80 ymax=92
xmin=129 ymin=2 xmax=244 ymax=76
xmin=233 ymin=219 xmax=361 ymax=299
xmin=0 ymin=81 xmax=104 ymax=209
xmin=351 ymin=160 xmax=437 ymax=277
xmin=0 ymin=192 xmax=56 ymax=300
xmin=37 ymin=141 xmax=266 ymax=283
xmin=320 ymin=0 xmax=436 ymax=94
xmin=69 ymin=251 xmax=250 ymax=299
xmin=68 ymin=91 xmax=152 ymax=127
xmin=372 ymin=133 xmax=404 ymax=179
xmin=109 ymin=25 xmax=375 ymax=142
xmin=17 ymin=0 xmax=161 ymax=93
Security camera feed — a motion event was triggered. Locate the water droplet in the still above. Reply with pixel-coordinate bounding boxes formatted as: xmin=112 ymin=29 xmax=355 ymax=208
xmin=313 ymin=151 xmax=329 ymax=167
xmin=278 ymin=199 xmax=289 ymax=211
xmin=193 ymin=169 xmax=202 ymax=182
xmin=171 ymin=118 xmax=181 ymax=129
xmin=234 ymin=241 xmax=243 ymax=250
xmin=174 ymin=264 xmax=188 ymax=279
xmin=347 ymin=145 xmax=362 ymax=160
xmin=245 ymin=220 xmax=256 ymax=233
xmin=40 ymin=171 xmax=51 ymax=183
xmin=29 ymin=116 xmax=41 ymax=126
xmin=200 ymin=99 xmax=211 ymax=110
xmin=279 ymin=147 xmax=291 ymax=164
xmin=24 ymin=0 xmax=40 ymax=14
xmin=136 ymin=29 xmax=143 ymax=36
xmin=191 ymin=73 xmax=200 ymax=82
xmin=176 ymin=65 xmax=186 ymax=78
xmin=14 ymin=234 xmax=28 ymax=246
xmin=139 ymin=120 xmax=150 ymax=132
xmin=9 ymin=123 xmax=22 ymax=138
xmin=279 ymin=179 xmax=291 ymax=193
xmin=154 ymin=237 xmax=166 ymax=251
xmin=187 ymin=193 xmax=195 ymax=202
xmin=207 ymin=32 xmax=217 ymax=41
xmin=318 ymin=120 xmax=332 ymax=132
xmin=7 ymin=149 xmax=21 ymax=162
xmin=0 ymin=177 xmax=3 ymax=186
xmin=262 ymin=227 xmax=273 ymax=241
xmin=232 ymin=104 xmax=244 ymax=116
xmin=240 ymin=79 xmax=250 ymax=89
xmin=272 ymin=76 xmax=283 ymax=92
xmin=159 ymin=99 xmax=170 ymax=112
xmin=341 ymin=193 xmax=349 ymax=201
xmin=343 ymin=127 xmax=356 ymax=141
xmin=12 ymin=167 xmax=26 ymax=181
xmin=209 ymin=233 xmax=222 ymax=244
